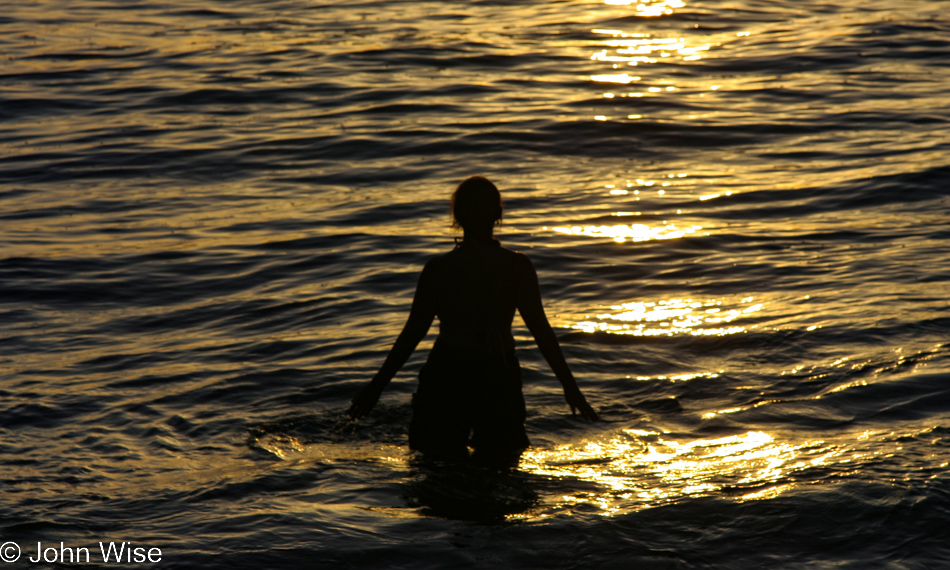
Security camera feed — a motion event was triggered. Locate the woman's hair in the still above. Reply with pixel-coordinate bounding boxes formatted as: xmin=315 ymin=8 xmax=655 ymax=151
xmin=451 ymin=175 xmax=503 ymax=230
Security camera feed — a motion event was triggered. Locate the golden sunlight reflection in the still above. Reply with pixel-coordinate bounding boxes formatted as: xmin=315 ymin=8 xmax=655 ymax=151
xmin=632 ymin=371 xmax=720 ymax=382
xmin=545 ymin=223 xmax=702 ymax=243
xmin=519 ymin=430 xmax=840 ymax=514
xmin=587 ymin=0 xmax=724 ymax=123
xmin=590 ymin=72 xmax=639 ymax=83
xmin=591 ymin=37 xmax=701 ymax=67
xmin=589 ymin=28 xmax=713 ymax=75
xmin=603 ymin=0 xmax=686 ymax=16
xmin=566 ymin=297 xmax=763 ymax=337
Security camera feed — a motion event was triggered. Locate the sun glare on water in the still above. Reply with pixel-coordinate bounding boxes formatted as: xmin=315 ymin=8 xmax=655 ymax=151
xmin=566 ymin=297 xmax=765 ymax=337
xmin=516 ymin=429 xmax=845 ymax=517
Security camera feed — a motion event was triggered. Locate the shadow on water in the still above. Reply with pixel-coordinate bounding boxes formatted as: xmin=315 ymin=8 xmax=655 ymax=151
xmin=246 ymin=408 xmax=546 ymax=522
xmin=404 ymin=458 xmax=541 ymax=522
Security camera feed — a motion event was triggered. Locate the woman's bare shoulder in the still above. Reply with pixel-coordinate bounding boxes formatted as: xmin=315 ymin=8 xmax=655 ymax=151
xmin=499 ymin=245 xmax=532 ymax=262
xmin=498 ymin=246 xmax=536 ymax=277
xmin=420 ymin=251 xmax=453 ymax=279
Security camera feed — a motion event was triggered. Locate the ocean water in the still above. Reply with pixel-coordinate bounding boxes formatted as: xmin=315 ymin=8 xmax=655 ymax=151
xmin=2 ymin=0 xmax=949 ymax=567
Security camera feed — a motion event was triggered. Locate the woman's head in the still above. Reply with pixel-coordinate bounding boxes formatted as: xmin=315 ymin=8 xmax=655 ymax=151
xmin=451 ymin=175 xmax=502 ymax=231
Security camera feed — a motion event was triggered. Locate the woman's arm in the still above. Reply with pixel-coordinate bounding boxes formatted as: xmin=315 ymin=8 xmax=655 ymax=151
xmin=516 ymin=255 xmax=599 ymax=421
xmin=347 ymin=261 xmax=437 ymax=419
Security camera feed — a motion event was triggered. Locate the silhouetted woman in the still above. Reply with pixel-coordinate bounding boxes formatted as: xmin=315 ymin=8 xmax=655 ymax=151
xmin=348 ymin=176 xmax=597 ymax=462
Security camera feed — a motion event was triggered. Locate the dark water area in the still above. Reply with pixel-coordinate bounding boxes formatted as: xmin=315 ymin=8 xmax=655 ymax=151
xmin=2 ymin=0 xmax=949 ymax=568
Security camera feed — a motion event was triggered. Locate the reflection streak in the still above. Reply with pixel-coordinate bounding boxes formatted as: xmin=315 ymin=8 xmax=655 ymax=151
xmin=519 ymin=430 xmax=839 ymax=514
xmin=588 ymin=0 xmax=722 ymax=123
xmin=603 ymin=0 xmax=686 ymax=16
xmin=549 ymin=223 xmax=702 ymax=243
xmin=569 ymin=297 xmax=763 ymax=337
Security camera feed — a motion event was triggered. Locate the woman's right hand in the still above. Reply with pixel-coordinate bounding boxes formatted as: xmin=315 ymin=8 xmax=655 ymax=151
xmin=347 ymin=381 xmax=385 ymax=420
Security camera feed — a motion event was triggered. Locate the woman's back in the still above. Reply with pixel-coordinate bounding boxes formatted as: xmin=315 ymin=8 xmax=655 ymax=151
xmin=424 ymin=240 xmax=530 ymax=351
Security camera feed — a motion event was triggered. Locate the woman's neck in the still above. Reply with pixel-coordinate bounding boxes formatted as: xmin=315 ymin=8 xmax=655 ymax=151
xmin=462 ymin=227 xmax=495 ymax=244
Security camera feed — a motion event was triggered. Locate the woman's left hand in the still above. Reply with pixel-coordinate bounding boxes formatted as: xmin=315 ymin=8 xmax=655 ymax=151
xmin=564 ymin=388 xmax=599 ymax=421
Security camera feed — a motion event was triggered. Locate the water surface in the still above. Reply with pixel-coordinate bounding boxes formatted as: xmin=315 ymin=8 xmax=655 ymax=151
xmin=2 ymin=0 xmax=949 ymax=567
